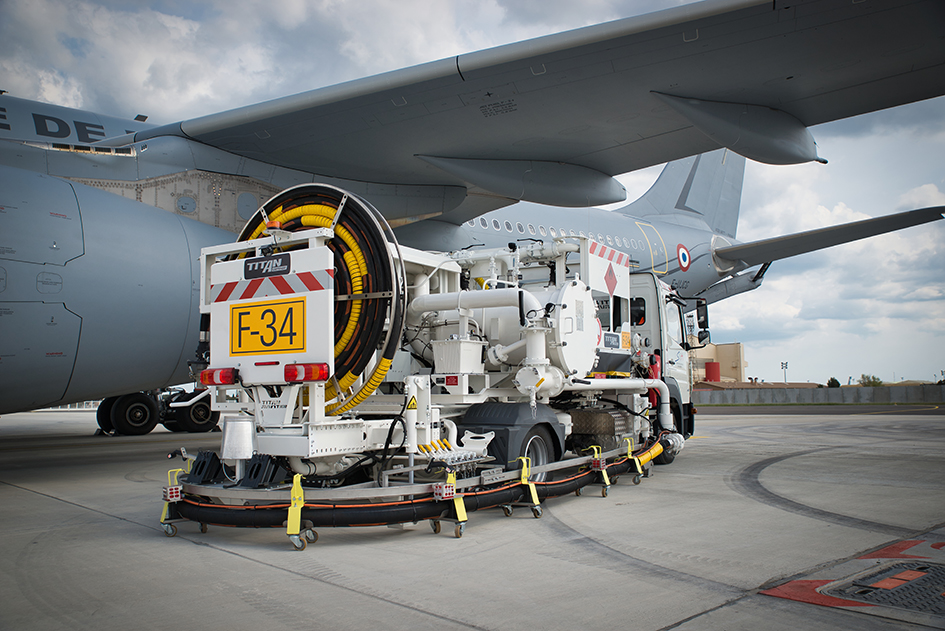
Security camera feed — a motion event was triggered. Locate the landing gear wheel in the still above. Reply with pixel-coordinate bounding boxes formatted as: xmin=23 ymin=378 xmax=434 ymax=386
xmin=430 ymin=520 xmax=441 ymax=534
xmin=162 ymin=523 xmax=177 ymax=537
xmin=519 ymin=425 xmax=555 ymax=482
xmin=175 ymin=392 xmax=219 ymax=433
xmin=96 ymin=397 xmax=118 ymax=433
xmin=454 ymin=523 xmax=465 ymax=538
xmin=110 ymin=393 xmax=159 ymax=435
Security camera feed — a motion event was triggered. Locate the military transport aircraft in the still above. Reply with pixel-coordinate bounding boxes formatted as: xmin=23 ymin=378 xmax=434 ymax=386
xmin=1 ymin=0 xmax=943 ymax=431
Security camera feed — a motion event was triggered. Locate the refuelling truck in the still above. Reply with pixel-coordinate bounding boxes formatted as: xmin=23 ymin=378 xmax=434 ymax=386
xmin=161 ymin=184 xmax=708 ymax=548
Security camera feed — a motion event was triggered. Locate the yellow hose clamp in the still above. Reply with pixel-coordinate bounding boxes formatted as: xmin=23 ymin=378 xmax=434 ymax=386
xmin=623 ymin=437 xmax=643 ymax=475
xmin=448 ymin=471 xmax=467 ymax=521
xmin=516 ymin=457 xmax=541 ymax=506
xmin=287 ymin=474 xmax=304 ymax=536
xmin=588 ymin=446 xmax=610 ymax=487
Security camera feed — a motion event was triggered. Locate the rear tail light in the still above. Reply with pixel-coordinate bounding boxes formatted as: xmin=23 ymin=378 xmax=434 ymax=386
xmin=285 ymin=363 xmax=330 ymax=383
xmin=200 ymin=367 xmax=240 ymax=386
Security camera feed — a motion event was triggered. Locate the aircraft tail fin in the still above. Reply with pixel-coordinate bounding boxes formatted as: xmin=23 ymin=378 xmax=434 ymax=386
xmin=614 ymin=148 xmax=745 ymax=239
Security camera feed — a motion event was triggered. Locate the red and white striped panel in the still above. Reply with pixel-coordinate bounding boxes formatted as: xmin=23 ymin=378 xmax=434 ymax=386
xmin=210 ymin=269 xmax=334 ymax=303
xmin=588 ymin=240 xmax=631 ymax=267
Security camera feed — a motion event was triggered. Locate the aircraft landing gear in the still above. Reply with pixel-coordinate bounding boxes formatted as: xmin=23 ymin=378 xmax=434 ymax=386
xmin=96 ymin=389 xmax=219 ymax=436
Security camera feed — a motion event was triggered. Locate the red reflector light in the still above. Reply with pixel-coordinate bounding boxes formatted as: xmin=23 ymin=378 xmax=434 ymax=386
xmin=284 ymin=363 xmax=330 ymax=383
xmin=200 ymin=367 xmax=239 ymax=386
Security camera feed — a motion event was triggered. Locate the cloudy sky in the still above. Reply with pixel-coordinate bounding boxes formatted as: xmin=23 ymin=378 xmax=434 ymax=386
xmin=2 ymin=0 xmax=943 ymax=385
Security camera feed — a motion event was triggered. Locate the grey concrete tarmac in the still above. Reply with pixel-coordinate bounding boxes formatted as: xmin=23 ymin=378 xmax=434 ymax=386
xmin=1 ymin=409 xmax=943 ymax=630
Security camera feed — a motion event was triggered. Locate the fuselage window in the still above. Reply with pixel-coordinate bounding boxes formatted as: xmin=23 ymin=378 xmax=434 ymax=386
xmin=528 ymin=223 xmax=536 ymax=235
xmin=466 ymin=220 xmax=475 ymax=227
xmin=539 ymin=225 xmax=547 ymax=236
xmin=623 ymin=237 xmax=630 ymax=249
xmin=479 ymin=218 xmax=488 ymax=229
xmin=516 ymin=222 xmax=525 ymax=234
xmin=492 ymin=219 xmax=501 ymax=230
xmin=580 ymin=231 xmax=586 ymax=238
xmin=569 ymin=229 xmax=576 ymax=236
xmin=549 ymin=227 xmax=556 ymax=237
xmin=505 ymin=220 xmax=513 ymax=232
xmin=606 ymin=235 xmax=613 ymax=245
xmin=598 ymin=233 xmax=604 ymax=243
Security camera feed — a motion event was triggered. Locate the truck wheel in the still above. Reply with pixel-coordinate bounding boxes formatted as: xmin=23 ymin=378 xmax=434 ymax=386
xmin=519 ymin=425 xmax=554 ymax=482
xmin=176 ymin=392 xmax=219 ymax=433
xmin=96 ymin=397 xmax=118 ymax=433
xmin=110 ymin=393 xmax=159 ymax=435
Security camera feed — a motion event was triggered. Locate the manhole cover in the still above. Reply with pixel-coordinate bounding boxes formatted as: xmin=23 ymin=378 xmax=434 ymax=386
xmin=824 ymin=562 xmax=945 ymax=614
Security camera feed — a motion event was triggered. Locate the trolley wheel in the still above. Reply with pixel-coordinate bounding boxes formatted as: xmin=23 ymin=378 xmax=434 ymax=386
xmin=303 ymin=529 xmax=318 ymax=543
xmin=162 ymin=523 xmax=177 ymax=537
xmin=632 ymin=474 xmax=642 ymax=485
xmin=290 ymin=535 xmax=306 ymax=551
xmin=575 ymin=487 xmax=582 ymax=496
xmin=531 ymin=505 xmax=543 ymax=519
xmin=602 ymin=486 xmax=610 ymax=498
xmin=501 ymin=505 xmax=513 ymax=517
xmin=454 ymin=523 xmax=466 ymax=538
xmin=199 ymin=523 xmax=208 ymax=533
xmin=430 ymin=520 xmax=441 ymax=534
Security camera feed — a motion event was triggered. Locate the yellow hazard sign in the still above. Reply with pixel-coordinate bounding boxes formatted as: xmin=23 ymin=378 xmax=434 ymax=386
xmin=406 ymin=396 xmax=417 ymax=410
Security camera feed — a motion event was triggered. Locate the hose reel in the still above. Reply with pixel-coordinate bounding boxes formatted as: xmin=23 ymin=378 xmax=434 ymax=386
xmin=237 ymin=184 xmax=406 ymax=415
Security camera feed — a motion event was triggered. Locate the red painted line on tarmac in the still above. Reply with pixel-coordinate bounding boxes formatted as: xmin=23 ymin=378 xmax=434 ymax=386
xmin=858 ymin=540 xmax=928 ymax=559
xmin=761 ymin=580 xmax=872 ymax=608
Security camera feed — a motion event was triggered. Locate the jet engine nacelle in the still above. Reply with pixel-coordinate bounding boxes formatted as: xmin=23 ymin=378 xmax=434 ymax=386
xmin=0 ymin=166 xmax=234 ymax=413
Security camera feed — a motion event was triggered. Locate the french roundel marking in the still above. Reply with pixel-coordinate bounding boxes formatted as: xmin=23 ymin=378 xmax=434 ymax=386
xmin=677 ymin=244 xmax=691 ymax=272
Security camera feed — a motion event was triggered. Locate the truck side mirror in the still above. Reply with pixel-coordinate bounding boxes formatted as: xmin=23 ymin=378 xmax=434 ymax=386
xmin=698 ymin=329 xmax=710 ymax=344
xmin=697 ymin=300 xmax=709 ymax=330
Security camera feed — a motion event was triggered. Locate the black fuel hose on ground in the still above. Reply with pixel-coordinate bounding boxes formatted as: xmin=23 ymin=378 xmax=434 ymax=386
xmin=175 ymin=446 xmax=656 ymax=529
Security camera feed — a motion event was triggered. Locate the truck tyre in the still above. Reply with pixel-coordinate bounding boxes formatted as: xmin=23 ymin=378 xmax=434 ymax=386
xmin=96 ymin=396 xmax=118 ymax=433
xmin=110 ymin=393 xmax=159 ymax=435
xmin=519 ymin=425 xmax=555 ymax=482
xmin=176 ymin=392 xmax=219 ymax=433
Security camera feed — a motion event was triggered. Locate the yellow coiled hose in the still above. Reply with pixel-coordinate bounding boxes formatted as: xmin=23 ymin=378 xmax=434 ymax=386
xmin=238 ymin=189 xmax=402 ymax=416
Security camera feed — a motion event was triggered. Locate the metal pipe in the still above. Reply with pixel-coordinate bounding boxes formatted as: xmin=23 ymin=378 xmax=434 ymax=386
xmin=564 ymin=377 xmax=674 ymax=432
xmin=408 ymin=288 xmax=543 ymax=319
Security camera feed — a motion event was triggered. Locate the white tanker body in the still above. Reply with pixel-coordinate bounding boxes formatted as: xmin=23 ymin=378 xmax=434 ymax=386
xmin=161 ymin=184 xmax=707 ymax=548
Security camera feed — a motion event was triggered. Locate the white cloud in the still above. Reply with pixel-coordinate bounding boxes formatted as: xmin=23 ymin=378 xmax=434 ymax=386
xmin=1 ymin=0 xmax=943 ymax=383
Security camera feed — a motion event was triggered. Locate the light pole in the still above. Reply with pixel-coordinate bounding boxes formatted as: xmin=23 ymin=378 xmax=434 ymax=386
xmin=781 ymin=362 xmax=788 ymax=383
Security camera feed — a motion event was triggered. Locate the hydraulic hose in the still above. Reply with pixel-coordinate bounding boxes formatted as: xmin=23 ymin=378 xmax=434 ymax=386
xmin=236 ymin=184 xmax=406 ymax=414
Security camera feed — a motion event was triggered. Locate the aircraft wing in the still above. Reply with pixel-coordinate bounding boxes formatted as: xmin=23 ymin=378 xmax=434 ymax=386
xmin=714 ymin=206 xmax=945 ymax=266
xmin=118 ymin=0 xmax=944 ymax=216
